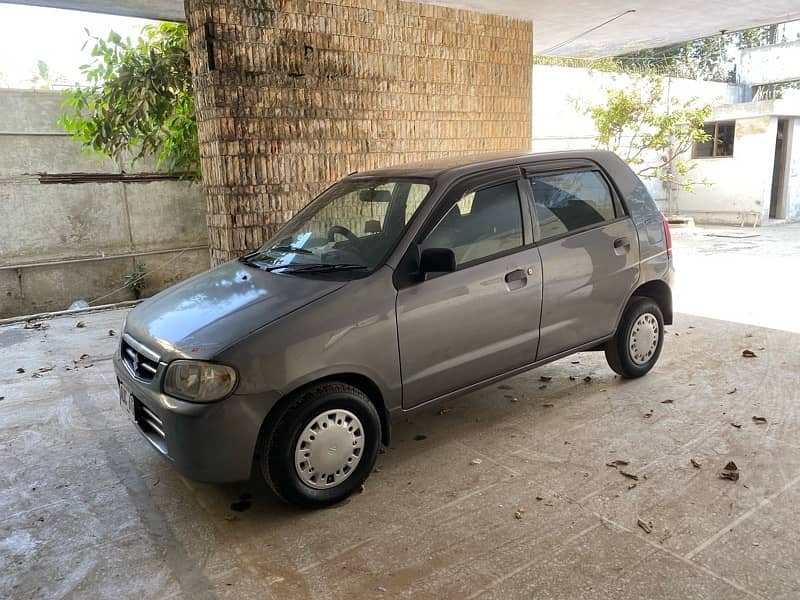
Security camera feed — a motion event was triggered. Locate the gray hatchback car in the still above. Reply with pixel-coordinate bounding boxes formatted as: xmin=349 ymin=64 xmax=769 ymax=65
xmin=114 ymin=150 xmax=674 ymax=508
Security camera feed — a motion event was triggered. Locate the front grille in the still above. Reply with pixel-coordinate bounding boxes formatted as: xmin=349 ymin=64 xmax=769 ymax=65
xmin=135 ymin=398 xmax=167 ymax=455
xmin=121 ymin=335 xmax=160 ymax=381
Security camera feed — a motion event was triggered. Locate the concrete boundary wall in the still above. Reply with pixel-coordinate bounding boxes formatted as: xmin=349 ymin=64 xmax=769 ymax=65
xmin=740 ymin=40 xmax=800 ymax=86
xmin=0 ymin=89 xmax=210 ymax=317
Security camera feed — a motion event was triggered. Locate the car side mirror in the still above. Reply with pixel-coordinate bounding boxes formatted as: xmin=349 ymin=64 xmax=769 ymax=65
xmin=419 ymin=248 xmax=456 ymax=279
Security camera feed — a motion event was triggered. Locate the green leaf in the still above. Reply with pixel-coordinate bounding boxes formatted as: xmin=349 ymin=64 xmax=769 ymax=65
xmin=579 ymin=74 xmax=712 ymax=192
xmin=58 ymin=22 xmax=198 ymax=179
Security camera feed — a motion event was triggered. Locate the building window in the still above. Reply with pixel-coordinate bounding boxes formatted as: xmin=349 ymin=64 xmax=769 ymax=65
xmin=693 ymin=121 xmax=735 ymax=158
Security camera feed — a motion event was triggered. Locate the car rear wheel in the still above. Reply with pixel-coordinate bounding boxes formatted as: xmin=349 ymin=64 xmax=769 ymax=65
xmin=605 ymin=297 xmax=664 ymax=378
xmin=259 ymin=381 xmax=381 ymax=508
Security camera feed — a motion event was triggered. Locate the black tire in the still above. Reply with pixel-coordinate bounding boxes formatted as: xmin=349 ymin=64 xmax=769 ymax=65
xmin=605 ymin=297 xmax=665 ymax=378
xmin=259 ymin=381 xmax=381 ymax=509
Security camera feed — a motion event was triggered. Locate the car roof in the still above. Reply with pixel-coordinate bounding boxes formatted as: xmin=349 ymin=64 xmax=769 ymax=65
xmin=351 ymin=149 xmax=616 ymax=180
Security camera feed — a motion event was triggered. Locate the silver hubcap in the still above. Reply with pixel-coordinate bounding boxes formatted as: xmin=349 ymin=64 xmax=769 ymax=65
xmin=294 ymin=409 xmax=364 ymax=490
xmin=629 ymin=312 xmax=660 ymax=365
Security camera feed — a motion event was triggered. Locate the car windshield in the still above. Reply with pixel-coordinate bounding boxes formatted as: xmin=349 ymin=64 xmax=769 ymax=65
xmin=242 ymin=178 xmax=432 ymax=273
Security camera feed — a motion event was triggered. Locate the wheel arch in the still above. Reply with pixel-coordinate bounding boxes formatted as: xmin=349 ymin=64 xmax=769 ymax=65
xmin=627 ymin=279 xmax=673 ymax=325
xmin=255 ymin=372 xmax=392 ymax=465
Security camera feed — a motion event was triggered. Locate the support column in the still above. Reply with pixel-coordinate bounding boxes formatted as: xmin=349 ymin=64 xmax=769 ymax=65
xmin=185 ymin=0 xmax=533 ymax=265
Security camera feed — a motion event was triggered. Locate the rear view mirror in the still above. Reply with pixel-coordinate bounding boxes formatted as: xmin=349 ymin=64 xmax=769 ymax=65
xmin=359 ymin=189 xmax=392 ymax=203
xmin=419 ymin=248 xmax=456 ymax=277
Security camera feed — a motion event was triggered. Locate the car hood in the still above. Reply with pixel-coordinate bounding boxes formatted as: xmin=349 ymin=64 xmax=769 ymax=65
xmin=123 ymin=261 xmax=347 ymax=361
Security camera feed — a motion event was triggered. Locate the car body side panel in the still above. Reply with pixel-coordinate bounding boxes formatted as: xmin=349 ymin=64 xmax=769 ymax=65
xmin=598 ymin=152 xmax=670 ymax=284
xmin=536 ymin=218 xmax=640 ymax=359
xmin=216 ymin=266 xmax=402 ymax=411
xmin=396 ymin=246 xmax=543 ymax=408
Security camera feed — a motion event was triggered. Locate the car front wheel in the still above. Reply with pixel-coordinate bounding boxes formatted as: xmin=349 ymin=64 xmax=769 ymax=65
xmin=259 ymin=381 xmax=381 ymax=508
xmin=605 ymin=297 xmax=665 ymax=378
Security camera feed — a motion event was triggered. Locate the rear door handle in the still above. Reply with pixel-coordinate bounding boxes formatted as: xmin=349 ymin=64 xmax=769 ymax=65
xmin=613 ymin=237 xmax=631 ymax=255
xmin=505 ymin=268 xmax=527 ymax=289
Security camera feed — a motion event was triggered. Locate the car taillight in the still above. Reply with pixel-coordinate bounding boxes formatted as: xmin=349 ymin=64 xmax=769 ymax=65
xmin=662 ymin=213 xmax=673 ymax=258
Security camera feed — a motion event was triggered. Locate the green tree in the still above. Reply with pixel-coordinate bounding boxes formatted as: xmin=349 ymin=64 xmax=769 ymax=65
xmin=616 ymin=38 xmax=730 ymax=81
xmin=31 ymin=60 xmax=52 ymax=89
xmin=30 ymin=60 xmax=69 ymax=90
xmin=58 ymin=23 xmax=198 ymax=178
xmin=734 ymin=23 xmax=784 ymax=49
xmin=616 ymin=22 xmax=797 ymax=83
xmin=581 ymin=77 xmax=712 ymax=192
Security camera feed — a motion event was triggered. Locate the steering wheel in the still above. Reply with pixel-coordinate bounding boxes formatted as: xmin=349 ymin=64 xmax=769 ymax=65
xmin=327 ymin=225 xmax=360 ymax=245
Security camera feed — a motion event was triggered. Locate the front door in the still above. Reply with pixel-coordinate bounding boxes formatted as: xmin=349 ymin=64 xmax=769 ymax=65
xmin=526 ymin=167 xmax=639 ymax=359
xmin=396 ymin=175 xmax=543 ymax=408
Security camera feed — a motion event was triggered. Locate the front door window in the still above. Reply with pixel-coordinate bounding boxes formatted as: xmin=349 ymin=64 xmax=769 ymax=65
xmin=422 ymin=181 xmax=524 ymax=268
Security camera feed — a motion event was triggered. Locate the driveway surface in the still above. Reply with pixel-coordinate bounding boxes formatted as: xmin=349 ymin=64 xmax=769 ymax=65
xmin=1 ymin=224 xmax=799 ymax=599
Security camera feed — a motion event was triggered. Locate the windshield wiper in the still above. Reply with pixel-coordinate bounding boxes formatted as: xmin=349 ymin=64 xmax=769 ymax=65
xmin=238 ymin=253 xmax=269 ymax=268
xmin=239 ymin=244 xmax=313 ymax=266
xmin=239 ymin=253 xmax=367 ymax=274
xmin=268 ymin=244 xmax=313 ymax=255
xmin=279 ymin=263 xmax=368 ymax=274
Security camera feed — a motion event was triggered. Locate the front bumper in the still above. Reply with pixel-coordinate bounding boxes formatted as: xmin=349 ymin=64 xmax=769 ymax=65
xmin=113 ymin=350 xmax=280 ymax=482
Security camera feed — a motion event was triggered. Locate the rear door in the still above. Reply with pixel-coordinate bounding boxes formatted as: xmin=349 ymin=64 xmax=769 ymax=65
xmin=525 ymin=163 xmax=639 ymax=359
xmin=396 ymin=169 xmax=543 ymax=408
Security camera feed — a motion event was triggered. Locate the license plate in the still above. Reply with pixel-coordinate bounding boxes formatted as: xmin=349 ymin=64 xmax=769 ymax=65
xmin=119 ymin=384 xmax=136 ymax=423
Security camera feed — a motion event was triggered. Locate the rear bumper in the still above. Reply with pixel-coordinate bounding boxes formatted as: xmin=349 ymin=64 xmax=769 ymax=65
xmin=113 ymin=351 xmax=280 ymax=482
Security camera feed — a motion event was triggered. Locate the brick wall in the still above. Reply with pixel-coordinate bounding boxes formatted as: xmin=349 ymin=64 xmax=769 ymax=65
xmin=185 ymin=0 xmax=533 ymax=264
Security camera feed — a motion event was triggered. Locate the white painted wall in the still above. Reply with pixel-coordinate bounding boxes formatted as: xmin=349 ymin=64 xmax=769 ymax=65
xmin=673 ymin=101 xmax=800 ymax=225
xmin=739 ymin=40 xmax=800 ymax=86
xmin=675 ymin=115 xmax=777 ymax=225
xmin=531 ymin=65 xmax=749 ymax=208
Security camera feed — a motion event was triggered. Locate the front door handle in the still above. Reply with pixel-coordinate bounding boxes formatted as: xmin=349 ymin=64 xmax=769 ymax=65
xmin=613 ymin=237 xmax=631 ymax=255
xmin=505 ymin=268 xmax=527 ymax=290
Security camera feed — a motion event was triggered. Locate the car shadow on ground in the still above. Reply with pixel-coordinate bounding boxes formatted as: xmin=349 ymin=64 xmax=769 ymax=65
xmin=201 ymin=356 xmax=629 ymax=519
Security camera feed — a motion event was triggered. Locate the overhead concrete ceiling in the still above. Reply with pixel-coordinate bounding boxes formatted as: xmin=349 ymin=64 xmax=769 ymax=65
xmin=6 ymin=0 xmax=800 ymax=57
xmin=446 ymin=0 xmax=800 ymax=56
xmin=6 ymin=0 xmax=186 ymax=22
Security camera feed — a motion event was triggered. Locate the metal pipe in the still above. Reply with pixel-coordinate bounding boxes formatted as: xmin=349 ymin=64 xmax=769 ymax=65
xmin=0 ymin=131 xmax=68 ymax=136
xmin=0 ymin=245 xmax=209 ymax=271
xmin=0 ymin=299 xmax=143 ymax=326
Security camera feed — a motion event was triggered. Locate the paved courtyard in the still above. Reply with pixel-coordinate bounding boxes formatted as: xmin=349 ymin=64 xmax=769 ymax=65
xmin=1 ymin=224 xmax=799 ymax=599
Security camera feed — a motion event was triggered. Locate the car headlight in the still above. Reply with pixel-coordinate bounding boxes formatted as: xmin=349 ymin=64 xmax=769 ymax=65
xmin=163 ymin=360 xmax=237 ymax=402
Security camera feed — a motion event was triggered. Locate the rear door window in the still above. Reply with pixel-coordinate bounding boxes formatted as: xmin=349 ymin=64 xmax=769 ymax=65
xmin=529 ymin=171 xmax=616 ymax=240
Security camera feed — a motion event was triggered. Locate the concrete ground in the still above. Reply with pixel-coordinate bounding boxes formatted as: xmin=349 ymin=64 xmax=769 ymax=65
xmin=1 ymin=224 xmax=799 ymax=599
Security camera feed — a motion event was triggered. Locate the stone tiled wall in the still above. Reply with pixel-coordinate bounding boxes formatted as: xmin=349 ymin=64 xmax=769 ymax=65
xmin=185 ymin=0 xmax=533 ymax=264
